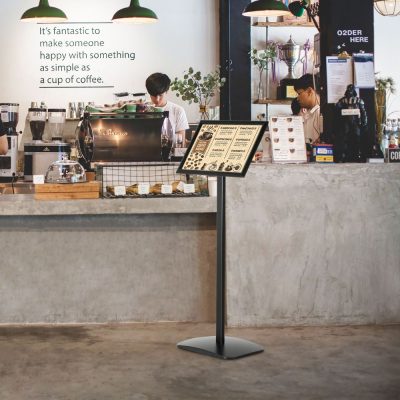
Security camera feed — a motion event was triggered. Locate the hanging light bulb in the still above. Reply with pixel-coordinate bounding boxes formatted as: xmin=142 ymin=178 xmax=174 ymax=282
xmin=242 ymin=0 xmax=291 ymax=17
xmin=21 ymin=0 xmax=67 ymax=22
xmin=374 ymin=0 xmax=400 ymax=16
xmin=112 ymin=0 xmax=158 ymax=23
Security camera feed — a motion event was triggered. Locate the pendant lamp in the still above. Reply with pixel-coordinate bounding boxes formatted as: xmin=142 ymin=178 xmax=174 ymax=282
xmin=112 ymin=0 xmax=158 ymax=23
xmin=374 ymin=0 xmax=400 ymax=16
xmin=242 ymin=0 xmax=292 ymax=17
xmin=21 ymin=0 xmax=67 ymax=22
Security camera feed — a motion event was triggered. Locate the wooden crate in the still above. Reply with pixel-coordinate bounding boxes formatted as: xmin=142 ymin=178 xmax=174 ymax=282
xmin=34 ymin=181 xmax=100 ymax=200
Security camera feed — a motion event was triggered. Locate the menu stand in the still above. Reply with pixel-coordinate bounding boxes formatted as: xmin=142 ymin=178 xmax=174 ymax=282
xmin=177 ymin=175 xmax=264 ymax=359
xmin=176 ymin=121 xmax=267 ymax=360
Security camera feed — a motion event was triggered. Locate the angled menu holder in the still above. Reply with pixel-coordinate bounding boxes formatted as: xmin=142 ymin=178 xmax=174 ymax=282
xmin=177 ymin=120 xmax=267 ymax=359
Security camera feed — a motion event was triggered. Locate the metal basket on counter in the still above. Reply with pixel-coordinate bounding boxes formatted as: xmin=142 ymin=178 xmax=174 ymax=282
xmin=95 ymin=162 xmax=209 ymax=198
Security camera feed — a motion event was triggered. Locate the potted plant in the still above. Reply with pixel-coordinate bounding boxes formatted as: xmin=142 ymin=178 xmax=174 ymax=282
xmin=375 ymin=75 xmax=395 ymax=150
xmin=170 ymin=67 xmax=226 ymax=119
xmin=250 ymin=41 xmax=278 ymax=100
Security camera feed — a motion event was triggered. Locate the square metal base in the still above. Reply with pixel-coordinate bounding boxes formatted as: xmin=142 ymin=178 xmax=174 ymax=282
xmin=177 ymin=336 xmax=264 ymax=360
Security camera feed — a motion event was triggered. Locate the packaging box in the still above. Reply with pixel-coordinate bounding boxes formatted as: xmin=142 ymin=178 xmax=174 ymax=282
xmin=386 ymin=148 xmax=400 ymax=163
xmin=313 ymin=144 xmax=334 ymax=163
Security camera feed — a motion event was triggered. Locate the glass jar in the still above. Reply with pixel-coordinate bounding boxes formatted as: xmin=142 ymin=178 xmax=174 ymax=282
xmin=48 ymin=108 xmax=66 ymax=141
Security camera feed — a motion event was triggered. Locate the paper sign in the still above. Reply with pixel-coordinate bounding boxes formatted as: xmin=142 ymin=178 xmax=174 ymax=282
xmin=138 ymin=183 xmax=150 ymax=195
xmin=161 ymin=184 xmax=173 ymax=194
xmin=177 ymin=181 xmax=185 ymax=192
xmin=342 ymin=109 xmax=361 ymax=116
xmin=183 ymin=183 xmax=195 ymax=194
xmin=353 ymin=53 xmax=375 ymax=89
xmin=326 ymin=56 xmax=353 ymax=104
xmin=114 ymin=185 xmax=126 ymax=196
xmin=33 ymin=175 xmax=45 ymax=184
xmin=269 ymin=116 xmax=307 ymax=164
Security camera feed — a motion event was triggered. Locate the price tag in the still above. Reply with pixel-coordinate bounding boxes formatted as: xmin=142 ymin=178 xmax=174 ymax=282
xmin=161 ymin=184 xmax=173 ymax=194
xmin=177 ymin=181 xmax=185 ymax=192
xmin=33 ymin=175 xmax=45 ymax=184
xmin=183 ymin=183 xmax=195 ymax=194
xmin=114 ymin=185 xmax=126 ymax=196
xmin=138 ymin=183 xmax=150 ymax=195
xmin=341 ymin=109 xmax=361 ymax=116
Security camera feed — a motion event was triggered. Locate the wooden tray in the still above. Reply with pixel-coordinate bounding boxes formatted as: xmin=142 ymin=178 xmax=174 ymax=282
xmin=34 ymin=181 xmax=100 ymax=200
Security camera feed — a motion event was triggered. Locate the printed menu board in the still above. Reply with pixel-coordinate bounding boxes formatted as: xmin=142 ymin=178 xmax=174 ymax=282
xmin=269 ymin=116 xmax=307 ymax=163
xmin=177 ymin=121 xmax=267 ymax=177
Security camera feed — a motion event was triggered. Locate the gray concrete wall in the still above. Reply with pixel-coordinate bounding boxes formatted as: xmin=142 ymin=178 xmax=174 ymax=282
xmin=226 ymin=163 xmax=400 ymax=327
xmin=0 ymin=214 xmax=216 ymax=324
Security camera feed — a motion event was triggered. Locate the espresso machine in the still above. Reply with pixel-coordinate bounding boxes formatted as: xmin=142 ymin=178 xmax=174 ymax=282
xmin=76 ymin=111 xmax=169 ymax=165
xmin=0 ymin=103 xmax=19 ymax=182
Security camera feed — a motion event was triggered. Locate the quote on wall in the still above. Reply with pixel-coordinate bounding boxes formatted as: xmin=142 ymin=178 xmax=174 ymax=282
xmin=38 ymin=24 xmax=136 ymax=88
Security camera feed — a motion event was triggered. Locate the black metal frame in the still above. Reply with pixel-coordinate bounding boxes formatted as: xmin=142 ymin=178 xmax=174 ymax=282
xmin=177 ymin=120 xmax=267 ymax=177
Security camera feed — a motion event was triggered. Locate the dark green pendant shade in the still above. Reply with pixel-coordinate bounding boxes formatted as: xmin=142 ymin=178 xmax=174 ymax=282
xmin=242 ymin=0 xmax=291 ymax=17
xmin=112 ymin=0 xmax=158 ymax=23
xmin=21 ymin=0 xmax=67 ymax=22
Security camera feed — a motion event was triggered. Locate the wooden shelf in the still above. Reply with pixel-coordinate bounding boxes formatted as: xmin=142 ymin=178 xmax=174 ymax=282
xmin=253 ymin=99 xmax=292 ymax=105
xmin=252 ymin=21 xmax=315 ymax=28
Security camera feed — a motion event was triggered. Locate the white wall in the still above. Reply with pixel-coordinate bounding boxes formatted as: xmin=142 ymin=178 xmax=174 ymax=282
xmin=374 ymin=12 xmax=400 ymax=118
xmin=0 ymin=0 xmax=219 ymax=129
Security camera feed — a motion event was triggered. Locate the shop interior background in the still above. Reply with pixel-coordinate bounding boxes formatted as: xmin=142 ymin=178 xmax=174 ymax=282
xmin=0 ymin=1 xmax=398 ymax=131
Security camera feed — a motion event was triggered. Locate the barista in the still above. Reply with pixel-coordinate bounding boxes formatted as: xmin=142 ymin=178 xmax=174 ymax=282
xmin=0 ymin=122 xmax=8 ymax=155
xmin=294 ymin=73 xmax=321 ymax=145
xmin=145 ymin=73 xmax=189 ymax=149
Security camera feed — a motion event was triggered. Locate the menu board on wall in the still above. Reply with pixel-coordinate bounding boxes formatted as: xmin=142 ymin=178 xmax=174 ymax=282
xmin=177 ymin=121 xmax=267 ymax=177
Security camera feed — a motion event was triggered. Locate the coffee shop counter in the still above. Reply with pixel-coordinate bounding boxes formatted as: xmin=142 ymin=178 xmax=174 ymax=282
xmin=2 ymin=163 xmax=400 ymax=327
xmin=225 ymin=162 xmax=400 ymax=327
xmin=0 ymin=195 xmax=217 ymax=324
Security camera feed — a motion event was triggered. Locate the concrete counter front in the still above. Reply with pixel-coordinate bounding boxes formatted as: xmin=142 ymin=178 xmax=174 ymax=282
xmin=1 ymin=164 xmax=400 ymax=327
xmin=0 ymin=196 xmax=217 ymax=324
xmin=226 ymin=163 xmax=400 ymax=327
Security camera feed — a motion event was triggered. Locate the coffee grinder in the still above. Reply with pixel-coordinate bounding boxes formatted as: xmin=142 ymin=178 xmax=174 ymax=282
xmin=24 ymin=107 xmax=70 ymax=181
xmin=0 ymin=103 xmax=19 ymax=182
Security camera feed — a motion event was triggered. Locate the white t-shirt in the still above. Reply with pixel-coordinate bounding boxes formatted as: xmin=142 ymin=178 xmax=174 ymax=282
xmin=302 ymin=105 xmax=321 ymax=144
xmin=160 ymin=101 xmax=189 ymax=145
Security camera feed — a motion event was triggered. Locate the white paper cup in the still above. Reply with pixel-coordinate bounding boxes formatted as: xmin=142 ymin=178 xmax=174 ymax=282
xmin=208 ymin=177 xmax=217 ymax=197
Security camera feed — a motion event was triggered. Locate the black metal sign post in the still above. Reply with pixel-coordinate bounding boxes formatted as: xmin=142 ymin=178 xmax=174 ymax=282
xmin=176 ymin=121 xmax=267 ymax=359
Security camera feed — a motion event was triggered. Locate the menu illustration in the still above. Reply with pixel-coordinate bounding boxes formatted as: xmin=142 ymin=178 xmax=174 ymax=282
xmin=178 ymin=122 xmax=266 ymax=176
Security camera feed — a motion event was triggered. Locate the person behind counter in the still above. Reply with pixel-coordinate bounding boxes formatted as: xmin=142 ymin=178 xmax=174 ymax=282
xmin=0 ymin=125 xmax=8 ymax=155
xmin=145 ymin=73 xmax=189 ymax=157
xmin=294 ymin=73 xmax=321 ymax=145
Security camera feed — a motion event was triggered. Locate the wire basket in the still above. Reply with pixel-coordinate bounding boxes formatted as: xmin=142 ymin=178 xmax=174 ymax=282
xmin=95 ymin=162 xmax=209 ymax=198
